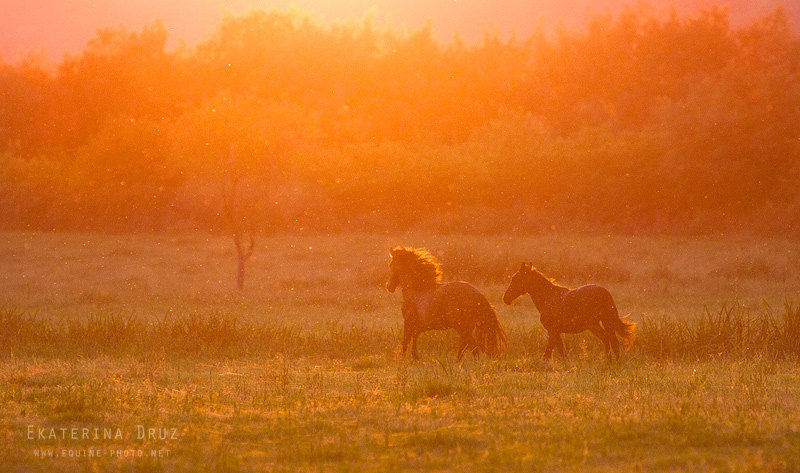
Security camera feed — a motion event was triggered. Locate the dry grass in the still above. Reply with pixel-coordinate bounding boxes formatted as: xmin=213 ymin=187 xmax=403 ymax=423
xmin=2 ymin=302 xmax=799 ymax=361
xmin=1 ymin=231 xmax=799 ymax=472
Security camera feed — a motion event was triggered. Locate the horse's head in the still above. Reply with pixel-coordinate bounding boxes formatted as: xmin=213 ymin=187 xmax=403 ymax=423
xmin=386 ymin=248 xmax=402 ymax=293
xmin=386 ymin=246 xmax=442 ymax=293
xmin=505 ymin=262 xmax=557 ymax=304
xmin=503 ymin=262 xmax=534 ymax=304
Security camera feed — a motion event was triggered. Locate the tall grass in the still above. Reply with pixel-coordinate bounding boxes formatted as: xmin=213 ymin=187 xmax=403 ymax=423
xmin=2 ymin=302 xmax=798 ymax=360
xmin=636 ymin=301 xmax=800 ymax=359
xmin=0 ymin=307 xmax=396 ymax=359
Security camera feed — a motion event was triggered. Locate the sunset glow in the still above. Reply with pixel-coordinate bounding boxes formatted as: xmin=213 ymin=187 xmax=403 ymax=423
xmin=2 ymin=1 xmax=799 ymax=234
xmin=2 ymin=1 xmax=800 ymax=471
xmin=2 ymin=0 xmax=798 ymax=59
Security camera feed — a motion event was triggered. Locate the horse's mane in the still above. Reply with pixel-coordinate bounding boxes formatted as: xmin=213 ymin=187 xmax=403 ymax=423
xmin=531 ymin=267 xmax=563 ymax=290
xmin=390 ymin=246 xmax=442 ymax=289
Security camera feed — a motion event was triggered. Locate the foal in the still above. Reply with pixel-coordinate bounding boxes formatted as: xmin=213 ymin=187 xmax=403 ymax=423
xmin=503 ymin=263 xmax=635 ymax=361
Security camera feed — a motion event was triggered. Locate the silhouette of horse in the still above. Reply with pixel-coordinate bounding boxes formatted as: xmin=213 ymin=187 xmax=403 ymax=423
xmin=386 ymin=247 xmax=507 ymax=360
xmin=503 ymin=262 xmax=635 ymax=361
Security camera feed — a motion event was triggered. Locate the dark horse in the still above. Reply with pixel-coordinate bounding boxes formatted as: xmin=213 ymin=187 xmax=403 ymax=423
xmin=386 ymin=247 xmax=507 ymax=360
xmin=503 ymin=263 xmax=635 ymax=361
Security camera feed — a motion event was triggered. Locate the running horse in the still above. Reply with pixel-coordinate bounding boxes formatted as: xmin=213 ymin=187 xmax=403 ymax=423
xmin=386 ymin=247 xmax=507 ymax=360
xmin=503 ymin=263 xmax=635 ymax=361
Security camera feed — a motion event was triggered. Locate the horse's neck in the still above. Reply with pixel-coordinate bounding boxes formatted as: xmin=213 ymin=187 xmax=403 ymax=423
xmin=529 ymin=283 xmax=567 ymax=315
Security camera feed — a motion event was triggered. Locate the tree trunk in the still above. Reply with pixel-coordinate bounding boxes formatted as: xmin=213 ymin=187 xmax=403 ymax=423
xmin=233 ymin=233 xmax=254 ymax=290
xmin=236 ymin=254 xmax=247 ymax=290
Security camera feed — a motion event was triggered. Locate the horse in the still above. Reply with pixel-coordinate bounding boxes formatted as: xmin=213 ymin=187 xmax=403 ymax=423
xmin=503 ymin=262 xmax=635 ymax=361
xmin=386 ymin=247 xmax=507 ymax=360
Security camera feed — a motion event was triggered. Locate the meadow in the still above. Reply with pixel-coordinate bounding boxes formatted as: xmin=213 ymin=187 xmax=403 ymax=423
xmin=1 ymin=231 xmax=800 ymax=472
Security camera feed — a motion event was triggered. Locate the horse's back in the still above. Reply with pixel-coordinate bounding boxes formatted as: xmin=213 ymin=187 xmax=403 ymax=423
xmin=427 ymin=281 xmax=493 ymax=324
xmin=563 ymin=284 xmax=617 ymax=317
xmin=436 ymin=281 xmax=486 ymax=301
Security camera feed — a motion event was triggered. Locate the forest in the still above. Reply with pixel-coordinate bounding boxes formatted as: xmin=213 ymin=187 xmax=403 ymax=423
xmin=1 ymin=4 xmax=798 ymax=234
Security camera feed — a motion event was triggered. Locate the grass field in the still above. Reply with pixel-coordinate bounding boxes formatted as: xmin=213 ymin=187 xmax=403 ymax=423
xmin=1 ymin=231 xmax=799 ymax=472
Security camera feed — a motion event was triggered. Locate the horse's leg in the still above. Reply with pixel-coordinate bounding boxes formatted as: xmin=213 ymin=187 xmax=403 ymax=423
xmin=457 ymin=332 xmax=477 ymax=361
xmin=589 ymin=323 xmax=611 ymax=362
xmin=604 ymin=323 xmax=621 ymax=360
xmin=543 ymin=333 xmax=556 ymax=360
xmin=457 ymin=340 xmax=467 ymax=360
xmin=554 ymin=334 xmax=566 ymax=358
xmin=412 ymin=334 xmax=420 ymax=361
xmin=402 ymin=325 xmax=412 ymax=357
xmin=401 ymin=301 xmax=416 ymax=358
xmin=469 ymin=326 xmax=480 ymax=359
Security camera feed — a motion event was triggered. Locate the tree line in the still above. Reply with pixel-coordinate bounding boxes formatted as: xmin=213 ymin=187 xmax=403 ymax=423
xmin=1 ymin=5 xmax=798 ymax=234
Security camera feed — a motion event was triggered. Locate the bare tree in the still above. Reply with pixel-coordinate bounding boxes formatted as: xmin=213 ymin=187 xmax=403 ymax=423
xmin=172 ymin=95 xmax=311 ymax=289
xmin=222 ymin=145 xmax=258 ymax=290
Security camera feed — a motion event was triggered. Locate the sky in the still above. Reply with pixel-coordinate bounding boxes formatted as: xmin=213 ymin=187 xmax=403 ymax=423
xmin=1 ymin=0 xmax=798 ymax=61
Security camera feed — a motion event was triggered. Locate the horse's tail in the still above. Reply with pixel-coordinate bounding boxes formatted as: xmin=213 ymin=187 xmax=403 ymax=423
xmin=614 ymin=312 xmax=637 ymax=350
xmin=475 ymin=303 xmax=507 ymax=358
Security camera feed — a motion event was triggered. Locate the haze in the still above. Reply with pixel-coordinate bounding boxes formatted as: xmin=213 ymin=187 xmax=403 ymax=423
xmin=2 ymin=0 xmax=798 ymax=60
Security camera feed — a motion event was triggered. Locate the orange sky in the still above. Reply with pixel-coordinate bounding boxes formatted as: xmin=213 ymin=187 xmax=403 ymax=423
xmin=1 ymin=0 xmax=798 ymax=61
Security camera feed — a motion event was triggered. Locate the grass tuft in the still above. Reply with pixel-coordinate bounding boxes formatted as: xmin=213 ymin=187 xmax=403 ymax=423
xmin=2 ymin=301 xmax=799 ymax=361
